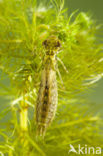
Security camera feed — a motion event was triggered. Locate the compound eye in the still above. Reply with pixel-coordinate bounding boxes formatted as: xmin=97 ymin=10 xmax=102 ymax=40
xmin=56 ymin=41 xmax=61 ymax=48
xmin=42 ymin=40 xmax=48 ymax=47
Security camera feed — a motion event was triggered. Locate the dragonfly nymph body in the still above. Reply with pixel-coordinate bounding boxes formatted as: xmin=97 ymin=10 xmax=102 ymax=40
xmin=36 ymin=36 xmax=61 ymax=136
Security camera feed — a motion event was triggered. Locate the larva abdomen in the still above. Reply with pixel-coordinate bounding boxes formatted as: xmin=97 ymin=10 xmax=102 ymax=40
xmin=36 ymin=65 xmax=58 ymax=136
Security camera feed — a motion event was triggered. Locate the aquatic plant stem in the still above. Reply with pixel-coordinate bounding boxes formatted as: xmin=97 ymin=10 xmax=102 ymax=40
xmin=20 ymin=96 xmax=28 ymax=132
xmin=19 ymin=95 xmax=29 ymax=155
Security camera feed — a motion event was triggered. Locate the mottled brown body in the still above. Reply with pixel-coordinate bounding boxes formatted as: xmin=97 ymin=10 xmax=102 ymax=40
xmin=36 ymin=36 xmax=61 ymax=136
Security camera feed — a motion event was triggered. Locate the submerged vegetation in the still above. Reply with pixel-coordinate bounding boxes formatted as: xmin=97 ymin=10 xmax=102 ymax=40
xmin=0 ymin=0 xmax=103 ymax=155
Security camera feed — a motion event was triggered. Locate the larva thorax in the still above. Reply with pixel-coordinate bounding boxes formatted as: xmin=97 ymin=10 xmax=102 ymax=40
xmin=36 ymin=36 xmax=61 ymax=137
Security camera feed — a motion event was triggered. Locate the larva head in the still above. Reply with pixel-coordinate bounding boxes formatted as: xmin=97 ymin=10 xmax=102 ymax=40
xmin=42 ymin=35 xmax=61 ymax=55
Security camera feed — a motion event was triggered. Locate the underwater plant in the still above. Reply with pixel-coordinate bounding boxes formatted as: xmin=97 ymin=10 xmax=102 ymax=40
xmin=0 ymin=0 xmax=103 ymax=155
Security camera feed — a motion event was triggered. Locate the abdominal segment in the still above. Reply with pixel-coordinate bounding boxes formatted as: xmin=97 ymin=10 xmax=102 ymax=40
xmin=36 ymin=67 xmax=58 ymax=136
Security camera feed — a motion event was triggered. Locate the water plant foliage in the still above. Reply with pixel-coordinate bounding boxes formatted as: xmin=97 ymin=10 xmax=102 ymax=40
xmin=0 ymin=0 xmax=103 ymax=155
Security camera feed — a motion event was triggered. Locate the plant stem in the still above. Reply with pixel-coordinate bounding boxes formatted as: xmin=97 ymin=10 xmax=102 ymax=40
xmin=19 ymin=95 xmax=29 ymax=155
xmin=20 ymin=96 xmax=28 ymax=132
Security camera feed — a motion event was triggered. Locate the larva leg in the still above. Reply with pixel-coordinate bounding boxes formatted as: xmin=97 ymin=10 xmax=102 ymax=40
xmin=57 ymin=57 xmax=69 ymax=73
xmin=56 ymin=67 xmax=64 ymax=85
xmin=56 ymin=65 xmax=66 ymax=89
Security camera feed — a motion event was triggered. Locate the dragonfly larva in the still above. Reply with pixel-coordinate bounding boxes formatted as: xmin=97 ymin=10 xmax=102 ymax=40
xmin=36 ymin=35 xmax=61 ymax=136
